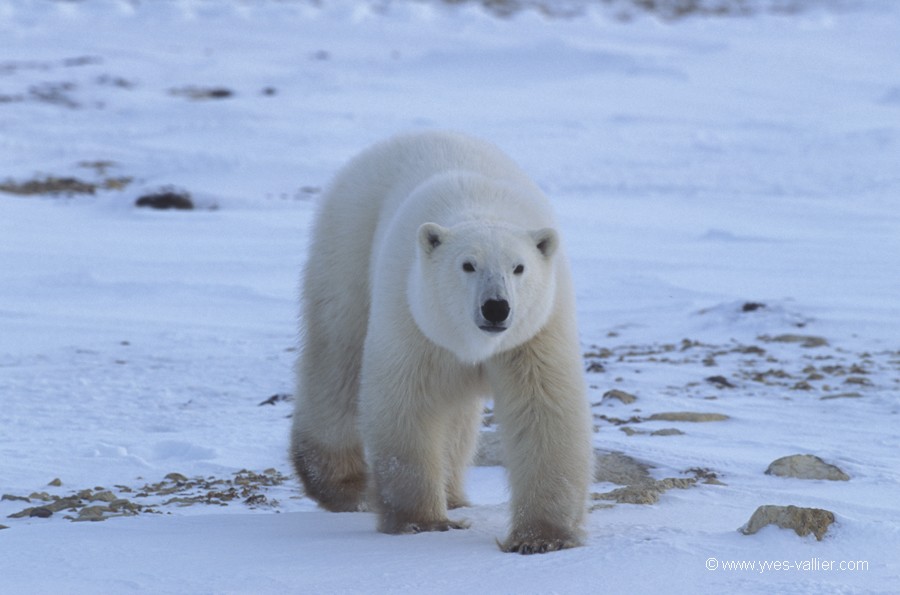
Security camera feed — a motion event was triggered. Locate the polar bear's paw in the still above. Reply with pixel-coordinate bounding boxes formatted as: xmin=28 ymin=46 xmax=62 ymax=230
xmin=407 ymin=519 xmax=470 ymax=533
xmin=499 ymin=525 xmax=582 ymax=555
xmin=380 ymin=516 xmax=470 ymax=534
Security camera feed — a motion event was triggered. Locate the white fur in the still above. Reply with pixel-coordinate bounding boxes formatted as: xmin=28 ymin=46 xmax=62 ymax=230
xmin=290 ymin=131 xmax=593 ymax=554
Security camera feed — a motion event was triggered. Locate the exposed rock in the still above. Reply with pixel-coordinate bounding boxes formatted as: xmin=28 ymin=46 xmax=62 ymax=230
xmin=593 ymin=477 xmax=697 ymax=505
xmin=651 ymin=428 xmax=685 ymax=436
xmin=820 ymin=392 xmax=863 ymax=400
xmin=258 ymin=393 xmax=293 ymax=406
xmin=4 ymin=468 xmax=288 ymax=524
xmin=75 ymin=506 xmax=110 ymax=522
xmin=602 ymin=389 xmax=637 ymax=404
xmin=765 ymin=454 xmax=849 ymax=481
xmin=7 ymin=508 xmax=33 ymax=519
xmin=688 ymin=467 xmax=726 ymax=486
xmin=594 ymin=451 xmax=653 ymax=485
xmin=760 ymin=334 xmax=828 ymax=348
xmin=135 ymin=190 xmax=194 ymax=210
xmin=0 ymin=176 xmax=96 ymax=196
xmin=110 ymin=499 xmax=140 ymax=513
xmin=706 ymin=375 xmax=735 ymax=389
xmin=90 ymin=491 xmax=118 ymax=503
xmin=46 ymin=497 xmax=83 ymax=513
xmin=742 ymin=302 xmax=766 ymax=312
xmin=740 ymin=505 xmax=835 ymax=541
xmin=595 ymin=413 xmax=642 ymax=426
xmin=47 ymin=478 xmax=62 ymax=487
xmin=647 ymin=412 xmax=729 ymax=422
xmin=586 ymin=361 xmax=605 ymax=373
xmin=169 ymin=86 xmax=234 ymax=100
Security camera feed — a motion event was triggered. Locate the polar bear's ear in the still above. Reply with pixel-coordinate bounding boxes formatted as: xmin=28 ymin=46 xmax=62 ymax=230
xmin=530 ymin=227 xmax=558 ymax=259
xmin=418 ymin=222 xmax=449 ymax=256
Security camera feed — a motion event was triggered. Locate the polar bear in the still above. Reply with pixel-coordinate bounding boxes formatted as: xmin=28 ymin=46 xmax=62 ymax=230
xmin=289 ymin=131 xmax=593 ymax=554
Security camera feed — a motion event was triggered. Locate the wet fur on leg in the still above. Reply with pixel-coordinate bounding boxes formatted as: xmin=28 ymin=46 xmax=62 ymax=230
xmin=291 ymin=436 xmax=368 ymax=512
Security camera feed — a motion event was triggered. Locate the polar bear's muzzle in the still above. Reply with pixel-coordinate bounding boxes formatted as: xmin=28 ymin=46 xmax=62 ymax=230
xmin=479 ymin=298 xmax=510 ymax=333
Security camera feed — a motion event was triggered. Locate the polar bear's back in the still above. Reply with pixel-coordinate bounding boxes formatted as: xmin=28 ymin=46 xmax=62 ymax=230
xmin=324 ymin=131 xmax=534 ymax=232
xmin=308 ymin=131 xmax=539 ymax=285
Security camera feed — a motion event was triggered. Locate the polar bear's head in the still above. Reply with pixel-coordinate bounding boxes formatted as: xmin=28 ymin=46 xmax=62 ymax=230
xmin=408 ymin=221 xmax=559 ymax=364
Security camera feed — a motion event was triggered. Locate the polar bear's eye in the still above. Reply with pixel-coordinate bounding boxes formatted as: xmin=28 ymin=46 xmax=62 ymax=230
xmin=513 ymin=264 xmax=525 ymax=275
xmin=462 ymin=262 xmax=476 ymax=273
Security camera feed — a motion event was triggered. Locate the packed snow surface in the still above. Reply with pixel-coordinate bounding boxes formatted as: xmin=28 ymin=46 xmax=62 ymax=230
xmin=1 ymin=1 xmax=898 ymax=593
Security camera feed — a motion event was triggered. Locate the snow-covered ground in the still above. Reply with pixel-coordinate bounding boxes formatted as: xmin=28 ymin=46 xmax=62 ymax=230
xmin=1 ymin=1 xmax=898 ymax=592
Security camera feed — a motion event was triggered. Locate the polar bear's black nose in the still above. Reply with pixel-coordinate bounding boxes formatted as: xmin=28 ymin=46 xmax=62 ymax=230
xmin=481 ymin=299 xmax=510 ymax=325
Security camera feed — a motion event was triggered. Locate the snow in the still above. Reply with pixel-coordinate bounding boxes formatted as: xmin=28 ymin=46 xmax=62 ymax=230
xmin=1 ymin=0 xmax=899 ymax=592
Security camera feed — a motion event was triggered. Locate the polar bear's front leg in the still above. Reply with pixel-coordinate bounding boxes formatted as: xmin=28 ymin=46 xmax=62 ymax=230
xmin=359 ymin=347 xmax=469 ymax=535
xmin=488 ymin=323 xmax=593 ymax=554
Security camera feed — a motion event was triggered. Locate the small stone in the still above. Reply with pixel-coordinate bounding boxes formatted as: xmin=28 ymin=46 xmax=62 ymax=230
xmin=651 ymin=428 xmax=685 ymax=436
xmin=602 ymin=389 xmax=637 ymax=404
xmin=2 ymin=494 xmax=30 ymax=503
xmin=594 ymin=451 xmax=653 ymax=485
xmin=28 ymin=492 xmax=51 ymax=501
xmin=586 ymin=361 xmax=605 ymax=373
xmin=135 ymin=191 xmax=194 ymax=210
xmin=75 ymin=506 xmax=110 ymax=522
xmin=765 ymin=454 xmax=849 ymax=481
xmin=0 ymin=176 xmax=96 ymax=196
xmin=762 ymin=334 xmax=828 ymax=348
xmin=619 ymin=427 xmax=643 ymax=436
xmin=258 ymin=393 xmax=292 ymax=406
xmin=109 ymin=499 xmax=139 ymax=513
xmin=742 ymin=302 xmax=766 ymax=312
xmin=647 ymin=412 xmax=729 ymax=422
xmin=820 ymin=392 xmax=863 ymax=400
xmin=163 ymin=497 xmax=200 ymax=507
xmin=48 ymin=497 xmax=84 ymax=512
xmin=706 ymin=375 xmax=735 ymax=389
xmin=244 ymin=494 xmax=267 ymax=506
xmin=165 ymin=473 xmax=189 ymax=483
xmin=594 ymin=485 xmax=661 ymax=505
xmin=47 ymin=478 xmax=62 ymax=487
xmin=169 ymin=86 xmax=234 ymax=100
xmin=29 ymin=507 xmax=53 ymax=518
xmin=593 ymin=477 xmax=697 ymax=505
xmin=740 ymin=505 xmax=835 ymax=541
xmin=91 ymin=491 xmax=117 ymax=503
